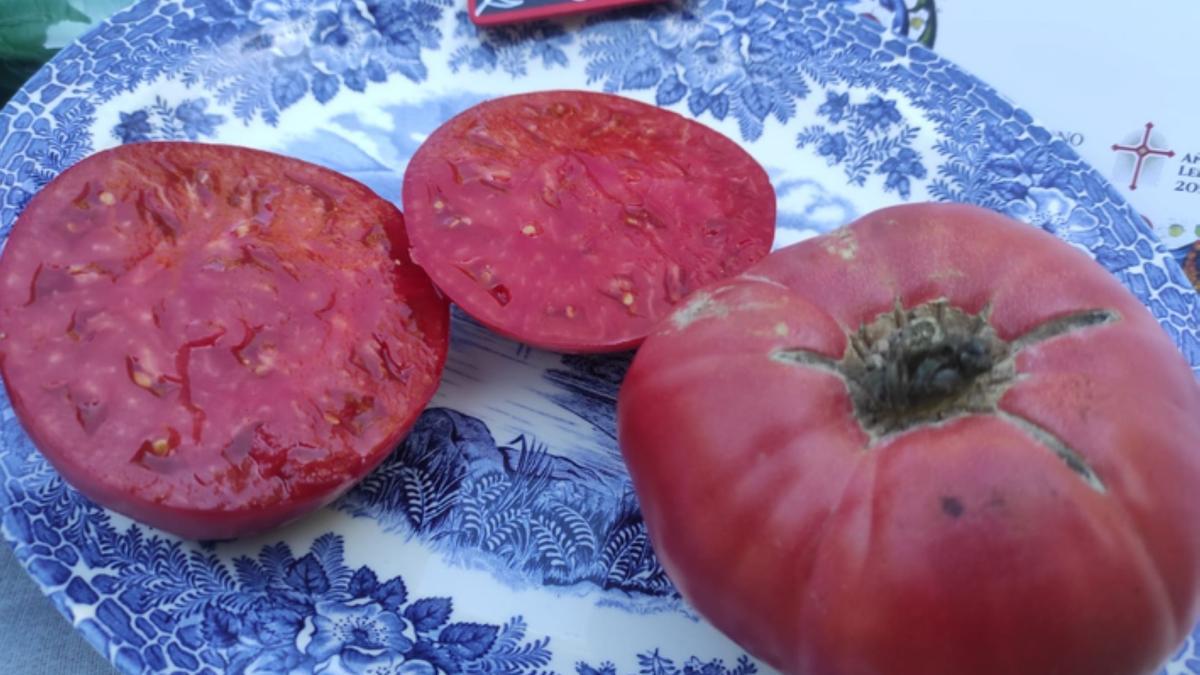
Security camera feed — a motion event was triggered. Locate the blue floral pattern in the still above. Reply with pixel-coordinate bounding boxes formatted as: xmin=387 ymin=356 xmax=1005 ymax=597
xmin=1 ymin=0 xmax=1199 ymax=673
xmin=449 ymin=11 xmax=572 ymax=76
xmin=113 ymin=97 xmax=225 ymax=142
xmin=797 ymin=91 xmax=925 ymax=198
xmin=580 ymin=0 xmax=811 ymax=141
xmin=174 ymin=0 xmax=451 ymax=124
xmin=578 ymin=651 xmax=757 ymax=675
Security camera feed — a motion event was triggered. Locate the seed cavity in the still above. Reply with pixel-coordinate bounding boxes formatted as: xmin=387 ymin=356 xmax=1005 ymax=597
xmin=456 ymin=259 xmax=510 ymax=307
xmin=466 ymin=126 xmax=506 ymax=151
xmin=480 ymin=170 xmax=512 ymax=192
xmin=132 ymin=370 xmax=154 ymax=389
xmin=126 ymin=356 xmax=164 ymax=395
xmin=664 ymin=262 xmax=687 ymax=303
xmin=72 ymin=396 xmax=105 ymax=434
xmin=456 ymin=259 xmax=495 ymax=285
xmin=603 ymin=276 xmax=638 ymax=312
xmin=489 ymin=284 xmax=512 ymax=307
xmin=133 ymin=427 xmax=181 ymax=466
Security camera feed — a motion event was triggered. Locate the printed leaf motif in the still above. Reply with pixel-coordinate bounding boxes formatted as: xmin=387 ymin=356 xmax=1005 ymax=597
xmin=440 ymin=622 xmax=500 ymax=660
xmin=709 ymin=94 xmax=730 ymax=121
xmin=401 ymin=466 xmax=433 ymax=528
xmin=270 ymin=71 xmax=308 ymax=109
xmin=553 ymin=503 xmax=598 ymax=555
xmin=312 ymin=72 xmax=340 ymax=104
xmin=285 ymin=554 xmax=330 ymax=595
xmin=311 ymin=533 xmax=347 ymax=584
xmin=373 ymin=576 xmax=408 ymax=610
xmin=741 ymin=83 xmax=772 ymax=121
xmin=656 ymin=75 xmax=687 ymax=106
xmin=622 ymin=64 xmax=661 ymax=90
xmin=348 ymin=566 xmax=378 ymax=598
xmin=532 ymin=515 xmax=573 ymax=568
xmin=407 ymin=597 xmax=454 ymax=632
xmin=202 ymin=605 xmax=240 ymax=649
xmin=232 ymin=556 xmax=267 ymax=593
xmin=577 ymin=662 xmax=618 ymax=675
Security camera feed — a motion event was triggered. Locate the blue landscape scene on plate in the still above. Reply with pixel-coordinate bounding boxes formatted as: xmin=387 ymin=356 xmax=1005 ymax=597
xmin=0 ymin=0 xmax=1198 ymax=673
xmin=338 ymin=349 xmax=680 ymax=602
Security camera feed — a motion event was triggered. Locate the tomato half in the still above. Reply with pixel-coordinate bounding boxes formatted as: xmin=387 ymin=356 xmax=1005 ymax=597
xmin=0 ymin=142 xmax=450 ymax=540
xmin=402 ymin=90 xmax=776 ymax=353
xmin=618 ymin=203 xmax=1200 ymax=674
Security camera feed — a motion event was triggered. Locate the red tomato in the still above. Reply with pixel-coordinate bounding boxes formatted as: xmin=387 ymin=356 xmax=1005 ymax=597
xmin=402 ymin=90 xmax=775 ymax=353
xmin=618 ymin=203 xmax=1200 ymax=674
xmin=0 ymin=142 xmax=449 ymax=540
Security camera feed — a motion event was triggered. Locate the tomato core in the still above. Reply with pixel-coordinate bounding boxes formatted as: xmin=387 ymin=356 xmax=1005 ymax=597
xmin=772 ymin=299 xmax=1115 ymax=494
xmin=850 ymin=302 xmax=998 ymax=429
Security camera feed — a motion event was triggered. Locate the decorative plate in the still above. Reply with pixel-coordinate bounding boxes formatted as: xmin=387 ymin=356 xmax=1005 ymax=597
xmin=1 ymin=1 xmax=1198 ymax=674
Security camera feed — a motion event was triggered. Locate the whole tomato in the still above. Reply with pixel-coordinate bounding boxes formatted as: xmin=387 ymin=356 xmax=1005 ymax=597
xmin=617 ymin=203 xmax=1200 ymax=675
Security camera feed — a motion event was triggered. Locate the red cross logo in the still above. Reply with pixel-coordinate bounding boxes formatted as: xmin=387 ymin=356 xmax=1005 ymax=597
xmin=1111 ymin=122 xmax=1175 ymax=191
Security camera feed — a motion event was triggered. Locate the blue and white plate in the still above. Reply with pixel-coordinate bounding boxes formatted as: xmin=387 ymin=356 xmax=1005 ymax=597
xmin=1 ymin=1 xmax=1198 ymax=674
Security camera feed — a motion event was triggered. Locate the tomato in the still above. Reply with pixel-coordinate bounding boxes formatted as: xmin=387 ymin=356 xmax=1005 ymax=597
xmin=617 ymin=203 xmax=1200 ymax=674
xmin=402 ymin=90 xmax=775 ymax=353
xmin=0 ymin=142 xmax=450 ymax=540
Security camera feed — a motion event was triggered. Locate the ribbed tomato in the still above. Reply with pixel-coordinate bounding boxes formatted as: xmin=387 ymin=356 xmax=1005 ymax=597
xmin=618 ymin=203 xmax=1200 ymax=674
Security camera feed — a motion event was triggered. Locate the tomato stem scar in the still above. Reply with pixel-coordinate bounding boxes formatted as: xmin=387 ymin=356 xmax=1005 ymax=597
xmin=772 ymin=299 xmax=1117 ymax=492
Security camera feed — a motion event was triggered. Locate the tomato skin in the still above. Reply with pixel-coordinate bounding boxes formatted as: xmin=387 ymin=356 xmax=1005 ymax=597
xmin=617 ymin=203 xmax=1200 ymax=674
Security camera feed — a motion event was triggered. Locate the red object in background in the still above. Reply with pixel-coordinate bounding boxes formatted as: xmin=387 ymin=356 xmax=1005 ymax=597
xmin=468 ymin=0 xmax=665 ymax=27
